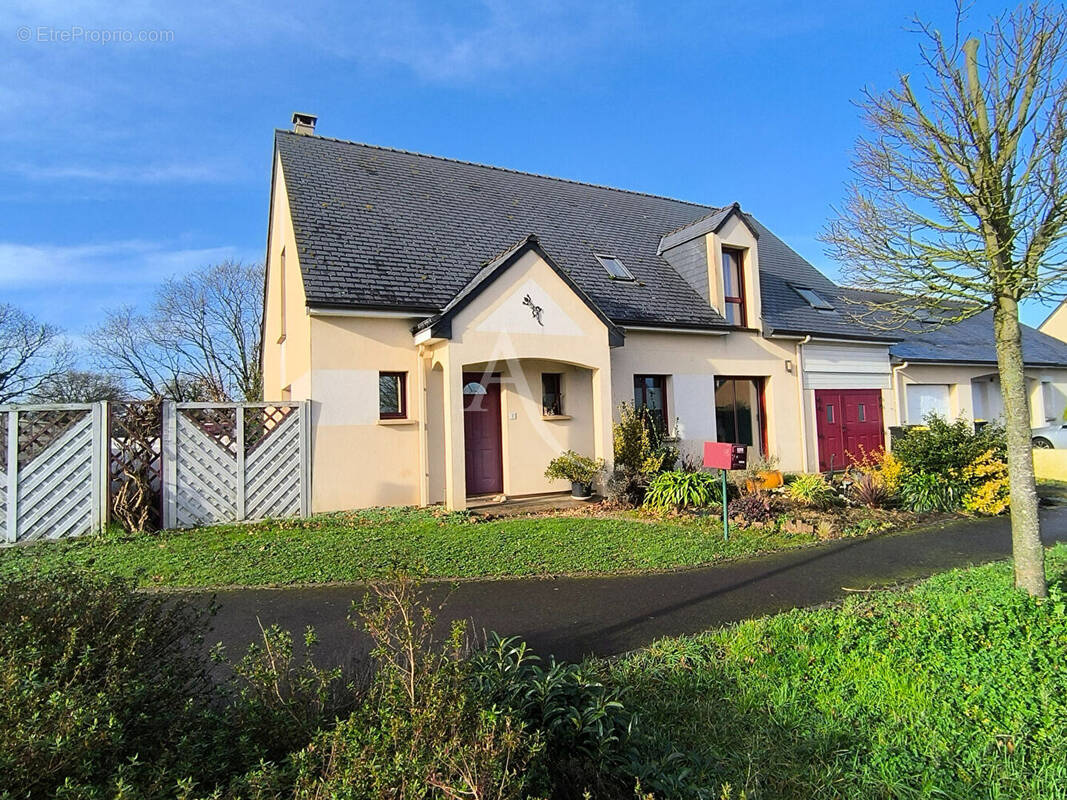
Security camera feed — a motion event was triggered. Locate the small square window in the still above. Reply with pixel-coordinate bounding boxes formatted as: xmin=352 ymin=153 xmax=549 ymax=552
xmin=542 ymin=373 xmax=563 ymax=416
xmin=826 ymin=404 xmax=835 ymax=423
xmin=792 ymin=285 xmax=835 ymax=311
xmin=595 ymin=254 xmax=635 ymax=281
xmin=858 ymin=403 xmax=866 ymax=422
xmin=379 ymin=372 xmax=407 ymax=419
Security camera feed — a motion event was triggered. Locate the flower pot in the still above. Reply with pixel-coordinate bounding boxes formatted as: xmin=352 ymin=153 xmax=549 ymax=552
xmin=745 ymin=470 xmax=784 ymax=493
xmin=570 ymin=481 xmax=593 ymax=500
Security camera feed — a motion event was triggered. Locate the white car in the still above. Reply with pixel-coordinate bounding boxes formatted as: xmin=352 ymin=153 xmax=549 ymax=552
xmin=1032 ymin=423 xmax=1067 ymax=449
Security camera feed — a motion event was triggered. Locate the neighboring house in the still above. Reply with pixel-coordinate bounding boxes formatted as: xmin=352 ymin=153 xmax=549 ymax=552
xmin=262 ymin=114 xmax=1067 ymax=512
xmin=1041 ymin=302 xmax=1067 ymax=346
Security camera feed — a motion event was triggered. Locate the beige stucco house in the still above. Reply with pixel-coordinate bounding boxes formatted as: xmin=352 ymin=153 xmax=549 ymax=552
xmin=263 ymin=114 xmax=1067 ymax=512
xmin=1041 ymin=302 xmax=1067 ymax=346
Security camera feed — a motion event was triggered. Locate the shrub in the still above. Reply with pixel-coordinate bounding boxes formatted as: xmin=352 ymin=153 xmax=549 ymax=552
xmin=729 ymin=492 xmax=778 ymax=524
xmin=962 ymin=449 xmax=1010 ymax=515
xmin=893 ymin=415 xmax=1005 ymax=477
xmin=219 ymin=622 xmax=353 ymax=765
xmin=545 ymin=450 xmax=605 ymax=485
xmin=786 ymin=473 xmax=836 ymax=508
xmin=611 ymin=402 xmax=678 ymax=504
xmin=851 ymin=471 xmax=890 ymax=509
xmin=899 ymin=471 xmax=962 ymax=512
xmin=644 ymin=470 xmax=720 ymax=510
xmin=851 ymin=445 xmax=904 ymax=494
xmin=0 ymin=572 xmax=230 ymax=799
xmin=247 ymin=577 xmax=536 ymax=799
xmin=469 ymin=634 xmax=637 ymax=796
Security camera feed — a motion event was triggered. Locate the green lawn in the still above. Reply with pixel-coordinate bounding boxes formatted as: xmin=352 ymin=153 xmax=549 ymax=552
xmin=0 ymin=507 xmax=826 ymax=587
xmin=612 ymin=543 xmax=1067 ymax=799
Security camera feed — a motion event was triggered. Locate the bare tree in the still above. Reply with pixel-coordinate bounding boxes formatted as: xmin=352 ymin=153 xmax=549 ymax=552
xmin=89 ymin=261 xmax=263 ymax=402
xmin=0 ymin=303 xmax=72 ymax=403
xmin=30 ymin=370 xmax=127 ymax=403
xmin=822 ymin=3 xmax=1067 ymax=596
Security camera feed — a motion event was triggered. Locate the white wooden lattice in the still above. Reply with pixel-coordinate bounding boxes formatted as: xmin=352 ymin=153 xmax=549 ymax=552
xmin=0 ymin=400 xmax=308 ymax=544
xmin=18 ymin=413 xmax=95 ymax=540
xmin=174 ymin=411 xmax=239 ymax=528
xmin=245 ymin=408 xmax=302 ymax=520
xmin=164 ymin=402 xmax=308 ymax=530
xmin=1 ymin=404 xmax=105 ymax=543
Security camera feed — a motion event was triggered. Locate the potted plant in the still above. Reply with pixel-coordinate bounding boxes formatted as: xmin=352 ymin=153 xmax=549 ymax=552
xmin=545 ymin=450 xmax=605 ymax=499
xmin=743 ymin=454 xmax=783 ymax=493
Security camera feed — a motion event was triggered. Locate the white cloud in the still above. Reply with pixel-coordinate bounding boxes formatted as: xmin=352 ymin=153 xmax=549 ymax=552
xmin=6 ymin=161 xmax=236 ymax=183
xmin=0 ymin=239 xmax=250 ymax=289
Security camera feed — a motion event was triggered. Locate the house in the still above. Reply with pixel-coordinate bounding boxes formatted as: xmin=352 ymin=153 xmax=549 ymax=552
xmin=262 ymin=113 xmax=1067 ymax=512
xmin=1041 ymin=302 xmax=1067 ymax=346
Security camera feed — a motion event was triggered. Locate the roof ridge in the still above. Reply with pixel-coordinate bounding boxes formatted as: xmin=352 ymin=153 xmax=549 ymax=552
xmin=274 ymin=129 xmax=718 ymax=210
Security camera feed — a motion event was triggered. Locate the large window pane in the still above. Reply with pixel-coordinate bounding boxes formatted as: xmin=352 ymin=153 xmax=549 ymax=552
xmin=715 ymin=378 xmax=758 ymax=447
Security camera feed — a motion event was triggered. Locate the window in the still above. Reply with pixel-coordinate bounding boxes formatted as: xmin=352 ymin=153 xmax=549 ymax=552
xmin=379 ymin=372 xmax=407 ymax=419
xmin=715 ymin=377 xmax=766 ymax=452
xmin=1042 ymin=380 xmax=1056 ymax=422
xmin=857 ymin=403 xmax=866 ymax=422
xmin=721 ymin=247 xmax=746 ymax=325
xmin=278 ymin=247 xmax=287 ymax=342
xmin=595 ymin=254 xmax=635 ymax=281
xmin=905 ymin=384 xmax=949 ymax=424
xmin=633 ymin=375 xmax=668 ymax=431
xmin=542 ymin=373 xmax=563 ymax=416
xmin=826 ymin=403 xmax=835 ymax=423
xmin=792 ymin=285 xmax=835 ymax=311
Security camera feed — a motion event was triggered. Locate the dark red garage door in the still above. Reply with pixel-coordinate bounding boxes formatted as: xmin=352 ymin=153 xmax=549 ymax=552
xmin=814 ymin=389 xmax=885 ymax=472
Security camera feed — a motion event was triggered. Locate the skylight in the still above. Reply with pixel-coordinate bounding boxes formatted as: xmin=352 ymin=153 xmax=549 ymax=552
xmin=793 ymin=286 xmax=835 ymax=311
xmin=595 ymin=254 xmax=635 ymax=281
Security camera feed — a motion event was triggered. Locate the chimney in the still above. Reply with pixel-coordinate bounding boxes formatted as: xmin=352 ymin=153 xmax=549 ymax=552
xmin=291 ymin=112 xmax=317 ymax=136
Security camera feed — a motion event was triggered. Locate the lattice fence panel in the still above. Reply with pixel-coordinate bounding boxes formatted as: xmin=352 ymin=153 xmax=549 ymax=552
xmin=175 ymin=410 xmax=239 ymax=528
xmin=245 ymin=407 xmax=302 ymax=519
xmin=17 ymin=413 xmax=95 ymax=540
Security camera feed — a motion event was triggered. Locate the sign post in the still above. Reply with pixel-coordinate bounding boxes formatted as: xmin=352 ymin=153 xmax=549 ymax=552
xmin=703 ymin=442 xmax=748 ymax=542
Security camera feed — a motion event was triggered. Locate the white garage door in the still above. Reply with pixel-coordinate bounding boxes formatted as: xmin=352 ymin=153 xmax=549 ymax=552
xmin=906 ymin=384 xmax=950 ymax=424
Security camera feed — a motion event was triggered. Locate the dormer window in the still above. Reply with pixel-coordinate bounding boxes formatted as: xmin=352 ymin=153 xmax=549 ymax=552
xmin=721 ymin=247 xmax=747 ymax=325
xmin=792 ymin=286 xmax=835 ymax=311
xmin=595 ymin=254 xmax=635 ymax=281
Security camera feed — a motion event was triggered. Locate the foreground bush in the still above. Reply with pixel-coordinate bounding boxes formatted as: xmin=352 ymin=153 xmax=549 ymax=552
xmin=0 ymin=572 xmax=230 ymax=799
xmin=893 ymin=415 xmax=1005 ymax=477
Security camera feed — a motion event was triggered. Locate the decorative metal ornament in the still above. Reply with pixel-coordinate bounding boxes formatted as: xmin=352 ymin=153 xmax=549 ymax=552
xmin=522 ymin=293 xmax=544 ymax=326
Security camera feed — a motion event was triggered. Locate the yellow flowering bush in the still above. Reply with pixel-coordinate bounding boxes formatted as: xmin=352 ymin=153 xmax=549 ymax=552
xmin=962 ymin=450 xmax=1010 ymax=515
xmin=850 ymin=446 xmax=905 ymax=495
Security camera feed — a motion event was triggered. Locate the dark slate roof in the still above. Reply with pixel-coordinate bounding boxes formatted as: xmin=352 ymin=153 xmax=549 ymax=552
xmin=747 ymin=219 xmax=898 ymax=341
xmin=889 ymin=308 xmax=1067 ymax=367
xmin=273 ymin=130 xmax=1067 ymax=367
xmin=275 ymin=131 xmax=727 ymax=328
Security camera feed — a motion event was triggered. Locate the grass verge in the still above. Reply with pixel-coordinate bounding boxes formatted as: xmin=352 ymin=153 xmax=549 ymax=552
xmin=0 ymin=507 xmax=831 ymax=587
xmin=612 ymin=542 xmax=1067 ymax=799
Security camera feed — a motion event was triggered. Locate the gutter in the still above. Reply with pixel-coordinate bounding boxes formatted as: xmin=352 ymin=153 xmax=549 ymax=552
xmin=795 ymin=335 xmax=812 ymax=471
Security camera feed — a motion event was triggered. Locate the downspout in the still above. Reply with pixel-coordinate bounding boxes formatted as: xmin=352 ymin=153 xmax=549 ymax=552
xmin=892 ymin=361 xmax=909 ymax=428
xmin=416 ymin=345 xmax=430 ymax=506
xmin=794 ymin=335 xmax=812 ymax=471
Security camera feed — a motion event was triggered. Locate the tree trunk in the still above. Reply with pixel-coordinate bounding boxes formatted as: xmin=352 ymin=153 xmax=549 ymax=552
xmin=993 ymin=295 xmax=1047 ymax=597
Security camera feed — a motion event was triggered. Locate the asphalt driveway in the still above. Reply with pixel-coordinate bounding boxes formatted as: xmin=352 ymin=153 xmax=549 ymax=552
xmin=201 ymin=506 xmax=1067 ymax=666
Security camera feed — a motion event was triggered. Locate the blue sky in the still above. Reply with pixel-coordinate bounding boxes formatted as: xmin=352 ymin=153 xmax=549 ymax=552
xmin=1 ymin=0 xmax=1054 ymax=348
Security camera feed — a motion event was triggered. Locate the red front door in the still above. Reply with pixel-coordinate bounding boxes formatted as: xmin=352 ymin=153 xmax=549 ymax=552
xmin=814 ymin=389 xmax=885 ymax=472
xmin=463 ymin=373 xmax=503 ymax=496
